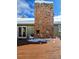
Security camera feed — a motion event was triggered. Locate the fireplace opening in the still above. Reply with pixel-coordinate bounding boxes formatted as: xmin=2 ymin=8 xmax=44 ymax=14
xmin=36 ymin=30 xmax=40 ymax=34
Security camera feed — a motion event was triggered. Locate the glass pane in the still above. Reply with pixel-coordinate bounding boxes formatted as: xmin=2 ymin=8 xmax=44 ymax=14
xmin=23 ymin=27 xmax=26 ymax=37
xmin=18 ymin=27 xmax=22 ymax=37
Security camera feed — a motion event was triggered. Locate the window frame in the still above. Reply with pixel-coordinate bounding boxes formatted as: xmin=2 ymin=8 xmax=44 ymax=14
xmin=17 ymin=26 xmax=27 ymax=38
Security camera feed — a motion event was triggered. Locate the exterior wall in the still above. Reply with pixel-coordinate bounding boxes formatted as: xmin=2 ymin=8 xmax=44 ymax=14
xmin=34 ymin=3 xmax=54 ymax=38
xmin=17 ymin=24 xmax=61 ymax=39
xmin=54 ymin=24 xmax=61 ymax=37
xmin=27 ymin=26 xmax=34 ymax=36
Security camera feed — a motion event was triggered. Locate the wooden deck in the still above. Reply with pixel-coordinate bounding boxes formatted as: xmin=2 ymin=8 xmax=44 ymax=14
xmin=17 ymin=38 xmax=61 ymax=59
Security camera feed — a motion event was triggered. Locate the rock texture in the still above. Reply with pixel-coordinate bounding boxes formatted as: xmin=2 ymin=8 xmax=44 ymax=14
xmin=34 ymin=3 xmax=54 ymax=38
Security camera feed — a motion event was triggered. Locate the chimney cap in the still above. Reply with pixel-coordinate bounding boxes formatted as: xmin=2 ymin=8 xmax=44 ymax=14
xmin=35 ymin=1 xmax=53 ymax=4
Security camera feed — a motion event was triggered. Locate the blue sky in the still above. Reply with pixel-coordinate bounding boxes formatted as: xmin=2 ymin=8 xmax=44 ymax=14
xmin=17 ymin=0 xmax=61 ymax=18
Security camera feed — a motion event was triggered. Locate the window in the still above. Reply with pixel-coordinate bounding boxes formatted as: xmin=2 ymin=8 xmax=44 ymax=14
xmin=18 ymin=26 xmax=27 ymax=38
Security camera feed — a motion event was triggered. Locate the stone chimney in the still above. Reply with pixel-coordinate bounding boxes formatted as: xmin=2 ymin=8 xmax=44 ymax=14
xmin=34 ymin=1 xmax=54 ymax=38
